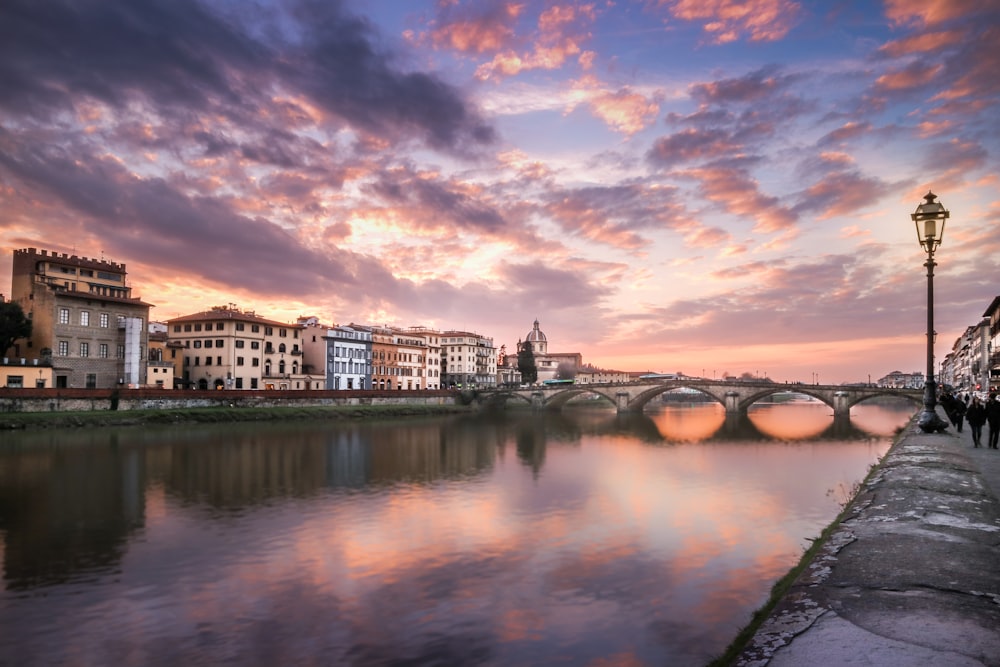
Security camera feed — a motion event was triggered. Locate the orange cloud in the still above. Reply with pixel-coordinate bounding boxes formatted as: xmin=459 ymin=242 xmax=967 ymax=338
xmin=873 ymin=62 xmax=942 ymax=92
xmin=878 ymin=29 xmax=962 ymax=58
xmin=425 ymin=2 xmax=524 ymax=54
xmin=883 ymin=0 xmax=981 ymax=28
xmin=688 ymin=166 xmax=797 ymax=233
xmin=474 ymin=3 xmax=598 ymax=80
xmin=585 ymin=87 xmax=661 ymax=135
xmin=662 ymin=0 xmax=802 ymax=44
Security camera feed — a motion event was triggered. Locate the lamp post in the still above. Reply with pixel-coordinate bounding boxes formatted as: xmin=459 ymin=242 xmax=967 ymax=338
xmin=911 ymin=191 xmax=949 ymax=433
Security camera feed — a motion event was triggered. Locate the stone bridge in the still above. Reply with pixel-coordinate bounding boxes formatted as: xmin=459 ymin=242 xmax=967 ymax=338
xmin=478 ymin=379 xmax=923 ymax=417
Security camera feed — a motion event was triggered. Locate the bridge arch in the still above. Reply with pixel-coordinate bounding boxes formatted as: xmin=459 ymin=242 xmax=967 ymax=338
xmin=624 ymin=384 xmax=727 ymax=413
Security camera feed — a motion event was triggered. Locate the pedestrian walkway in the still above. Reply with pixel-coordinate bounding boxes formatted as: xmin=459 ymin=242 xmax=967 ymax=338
xmin=734 ymin=407 xmax=1000 ymax=666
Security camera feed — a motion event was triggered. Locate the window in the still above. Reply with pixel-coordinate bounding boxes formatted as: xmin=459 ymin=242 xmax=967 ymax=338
xmin=99 ymin=344 xmax=109 ymax=358
xmin=236 ymin=378 xmax=244 ymax=389
xmin=236 ymin=323 xmax=245 ymax=332
xmin=279 ymin=343 xmax=286 ymax=353
xmin=85 ymin=374 xmax=97 ymax=389
xmin=194 ymin=357 xmax=200 ymax=366
xmin=251 ymin=341 xmax=260 ymax=350
xmin=279 ymin=328 xmax=287 ymax=337
xmin=265 ymin=327 xmax=273 ymax=336
xmin=205 ymin=356 xmax=212 ymax=366
xmin=173 ymin=324 xmax=181 ymax=332
xmin=216 ymin=356 xmax=222 ymax=365
xmin=59 ymin=308 xmax=70 ymax=324
xmin=235 ymin=340 xmax=245 ymax=349
xmin=216 ymin=323 xmax=224 ymax=331
xmin=80 ymin=342 xmax=89 ymax=357
xmin=216 ymin=339 xmax=224 ymax=347
xmin=237 ymin=357 xmax=245 ymax=366
xmin=251 ymin=378 xmax=258 ymax=389
xmin=252 ymin=358 xmax=260 ymax=367
xmin=80 ymin=311 xmax=90 ymax=326
xmin=193 ymin=340 xmax=202 ymax=348
xmin=58 ymin=341 xmax=69 ymax=356
xmin=251 ymin=325 xmax=260 ymax=333
xmin=101 ymin=313 xmax=110 ymax=328
xmin=184 ymin=324 xmax=192 ymax=332
xmin=7 ymin=375 xmax=23 ymax=388
xmin=194 ymin=324 xmax=202 ymax=331
xmin=117 ymin=345 xmax=124 ymax=358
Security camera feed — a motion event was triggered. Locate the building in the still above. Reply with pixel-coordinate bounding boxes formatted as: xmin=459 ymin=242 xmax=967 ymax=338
xmin=146 ymin=324 xmax=178 ymax=389
xmin=877 ymin=370 xmax=924 ymax=389
xmin=984 ymin=296 xmax=1000 ymax=393
xmin=519 ymin=319 xmax=582 ymax=383
xmin=403 ymin=326 xmax=443 ymax=390
xmin=9 ymin=248 xmax=152 ymax=388
xmin=298 ymin=319 xmax=372 ymax=390
xmin=575 ymin=367 xmax=631 ymax=384
xmin=167 ymin=305 xmax=317 ymax=390
xmin=441 ymin=330 xmax=496 ymax=388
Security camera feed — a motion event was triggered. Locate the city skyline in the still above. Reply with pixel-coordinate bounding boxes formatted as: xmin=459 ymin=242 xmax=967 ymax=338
xmin=2 ymin=1 xmax=998 ymax=384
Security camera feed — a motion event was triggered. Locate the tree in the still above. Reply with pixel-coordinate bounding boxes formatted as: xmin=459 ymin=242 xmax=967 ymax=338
xmin=555 ymin=361 xmax=577 ymax=380
xmin=0 ymin=300 xmax=32 ymax=357
xmin=517 ymin=339 xmax=537 ymax=384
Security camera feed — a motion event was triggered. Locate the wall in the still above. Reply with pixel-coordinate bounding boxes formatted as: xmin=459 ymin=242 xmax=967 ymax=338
xmin=0 ymin=388 xmax=458 ymax=413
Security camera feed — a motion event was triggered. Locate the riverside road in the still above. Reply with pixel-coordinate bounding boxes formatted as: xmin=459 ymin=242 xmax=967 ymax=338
xmin=734 ymin=406 xmax=1000 ymax=666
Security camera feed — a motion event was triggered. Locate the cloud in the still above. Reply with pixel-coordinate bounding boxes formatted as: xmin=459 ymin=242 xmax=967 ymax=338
xmin=422 ymin=2 xmax=524 ymax=54
xmin=793 ymin=170 xmax=891 ymax=221
xmin=648 ymin=128 xmax=743 ymax=166
xmin=0 ymin=0 xmax=496 ymax=155
xmin=568 ymin=77 xmax=662 ymax=135
xmin=660 ymin=0 xmax=803 ymax=44
xmin=686 ymin=163 xmax=798 ymax=234
xmin=542 ymin=183 xmax=686 ymax=251
xmin=470 ymin=3 xmax=599 ymax=81
xmin=689 ymin=66 xmax=795 ymax=105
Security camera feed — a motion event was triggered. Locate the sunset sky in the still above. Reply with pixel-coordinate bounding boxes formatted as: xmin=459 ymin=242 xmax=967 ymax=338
xmin=1 ymin=0 xmax=998 ymax=383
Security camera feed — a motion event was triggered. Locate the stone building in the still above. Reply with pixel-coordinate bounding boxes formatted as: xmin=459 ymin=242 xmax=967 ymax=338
xmin=9 ymin=248 xmax=152 ymax=388
xmin=519 ymin=319 xmax=582 ymax=383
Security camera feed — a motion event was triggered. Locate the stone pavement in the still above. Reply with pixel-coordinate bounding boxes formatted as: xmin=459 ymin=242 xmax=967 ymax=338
xmin=734 ymin=407 xmax=1000 ymax=667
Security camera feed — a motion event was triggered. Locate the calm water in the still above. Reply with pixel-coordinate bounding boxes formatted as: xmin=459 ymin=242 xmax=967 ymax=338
xmin=0 ymin=400 xmax=912 ymax=666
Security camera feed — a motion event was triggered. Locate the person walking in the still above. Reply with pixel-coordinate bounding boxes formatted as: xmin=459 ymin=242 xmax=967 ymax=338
xmin=987 ymin=393 xmax=1000 ymax=450
xmin=942 ymin=391 xmax=966 ymax=432
xmin=966 ymin=396 xmax=987 ymax=448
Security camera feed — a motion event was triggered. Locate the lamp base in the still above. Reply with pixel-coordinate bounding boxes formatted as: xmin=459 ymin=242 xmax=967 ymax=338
xmin=917 ymin=408 xmax=949 ymax=433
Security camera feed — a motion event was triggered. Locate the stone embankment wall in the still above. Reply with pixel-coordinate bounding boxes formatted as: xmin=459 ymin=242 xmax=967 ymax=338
xmin=0 ymin=388 xmax=459 ymax=413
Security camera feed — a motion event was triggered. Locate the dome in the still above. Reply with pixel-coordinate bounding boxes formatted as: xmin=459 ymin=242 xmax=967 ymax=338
xmin=525 ymin=319 xmax=547 ymax=342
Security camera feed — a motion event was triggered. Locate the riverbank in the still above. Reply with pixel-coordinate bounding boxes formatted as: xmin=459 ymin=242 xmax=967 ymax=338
xmin=0 ymin=403 xmax=475 ymax=430
xmin=713 ymin=409 xmax=1000 ymax=666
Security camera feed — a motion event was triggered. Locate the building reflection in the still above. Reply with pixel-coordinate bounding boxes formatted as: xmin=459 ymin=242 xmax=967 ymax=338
xmin=0 ymin=431 xmax=146 ymax=590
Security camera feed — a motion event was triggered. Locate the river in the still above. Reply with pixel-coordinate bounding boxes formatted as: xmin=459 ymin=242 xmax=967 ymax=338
xmin=0 ymin=399 xmax=914 ymax=666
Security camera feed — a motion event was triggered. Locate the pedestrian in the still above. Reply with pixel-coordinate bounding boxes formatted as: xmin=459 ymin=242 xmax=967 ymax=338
xmin=987 ymin=393 xmax=1000 ymax=450
xmin=966 ymin=396 xmax=986 ymax=448
xmin=941 ymin=391 xmax=965 ymax=432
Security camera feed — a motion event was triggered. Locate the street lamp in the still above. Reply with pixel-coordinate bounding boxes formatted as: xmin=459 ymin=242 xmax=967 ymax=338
xmin=911 ymin=191 xmax=949 ymax=433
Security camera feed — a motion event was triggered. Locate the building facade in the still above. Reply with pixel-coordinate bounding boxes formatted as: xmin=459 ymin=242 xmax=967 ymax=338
xmin=167 ymin=306 xmax=316 ymax=390
xmin=520 ymin=319 xmax=582 ymax=383
xmin=10 ymin=248 xmax=152 ymax=388
xmin=441 ymin=330 xmax=496 ymax=388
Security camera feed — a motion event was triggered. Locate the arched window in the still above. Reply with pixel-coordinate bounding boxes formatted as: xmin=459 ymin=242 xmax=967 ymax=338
xmin=279 ymin=360 xmax=286 ymax=375
xmin=279 ymin=343 xmax=286 ymax=353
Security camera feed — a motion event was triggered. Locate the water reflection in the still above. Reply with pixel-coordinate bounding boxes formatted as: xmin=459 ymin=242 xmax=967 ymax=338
xmin=0 ymin=403 xmax=913 ymax=666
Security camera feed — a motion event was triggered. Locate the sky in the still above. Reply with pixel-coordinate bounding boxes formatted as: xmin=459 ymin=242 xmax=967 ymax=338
xmin=1 ymin=0 xmax=998 ymax=384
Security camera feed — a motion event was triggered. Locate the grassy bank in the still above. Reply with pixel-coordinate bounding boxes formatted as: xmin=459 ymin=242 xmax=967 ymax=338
xmin=0 ymin=403 xmax=475 ymax=430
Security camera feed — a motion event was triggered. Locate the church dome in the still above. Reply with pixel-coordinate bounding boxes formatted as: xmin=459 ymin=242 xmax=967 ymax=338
xmin=525 ymin=319 xmax=547 ymax=342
